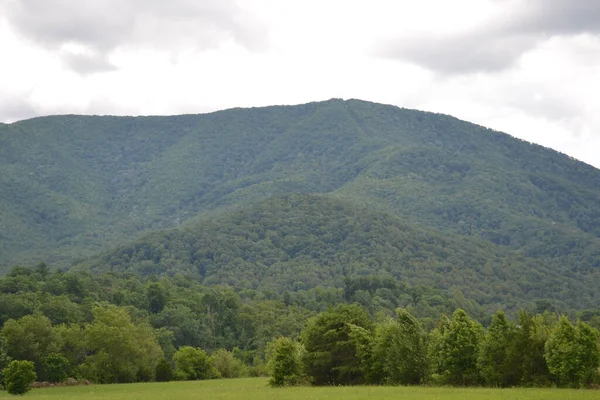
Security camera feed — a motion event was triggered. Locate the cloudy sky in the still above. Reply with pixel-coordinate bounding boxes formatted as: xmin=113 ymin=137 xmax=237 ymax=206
xmin=1 ymin=0 xmax=599 ymax=167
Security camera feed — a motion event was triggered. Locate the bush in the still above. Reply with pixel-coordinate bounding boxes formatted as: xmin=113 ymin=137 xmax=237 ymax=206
xmin=136 ymin=365 xmax=154 ymax=382
xmin=210 ymin=349 xmax=247 ymax=379
xmin=3 ymin=360 xmax=37 ymax=395
xmin=173 ymin=347 xmax=211 ymax=380
xmin=155 ymin=358 xmax=174 ymax=382
xmin=43 ymin=353 xmax=70 ymax=383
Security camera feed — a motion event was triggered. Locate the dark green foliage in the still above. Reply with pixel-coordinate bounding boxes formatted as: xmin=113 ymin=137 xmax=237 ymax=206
xmin=0 ymin=336 xmax=11 ymax=389
xmin=302 ymin=304 xmax=373 ymax=385
xmin=155 ymin=358 xmax=174 ymax=382
xmin=513 ymin=311 xmax=554 ymax=386
xmin=146 ymin=282 xmax=168 ymax=314
xmin=0 ymin=264 xmax=596 ymax=389
xmin=267 ymin=337 xmax=304 ymax=386
xmin=477 ymin=310 xmax=518 ymax=387
xmin=2 ymin=360 xmax=36 ymax=395
xmin=1 ymin=99 xmax=600 ymax=316
xmin=42 ymin=353 xmax=70 ymax=383
xmin=82 ymin=194 xmax=597 ymax=315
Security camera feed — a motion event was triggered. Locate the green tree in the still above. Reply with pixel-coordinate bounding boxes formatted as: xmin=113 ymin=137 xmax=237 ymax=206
xmin=513 ymin=311 xmax=553 ymax=386
xmin=82 ymin=305 xmax=163 ymax=383
xmin=302 ymin=304 xmax=373 ymax=385
xmin=348 ymin=324 xmax=381 ymax=384
xmin=209 ymin=349 xmax=246 ymax=378
xmin=545 ymin=316 xmax=577 ymax=387
xmin=372 ymin=308 xmax=428 ymax=385
xmin=573 ymin=321 xmax=600 ymax=386
xmin=2 ymin=360 xmax=36 ymax=395
xmin=436 ymin=309 xmax=483 ymax=385
xmin=477 ymin=310 xmax=518 ymax=387
xmin=0 ymin=336 xmax=11 ymax=389
xmin=155 ymin=358 xmax=174 ymax=382
xmin=52 ymin=324 xmax=86 ymax=370
xmin=428 ymin=314 xmax=450 ymax=382
xmin=267 ymin=337 xmax=304 ymax=386
xmin=545 ymin=317 xmax=600 ymax=387
xmin=1 ymin=314 xmax=60 ymax=377
xmin=39 ymin=295 xmax=83 ymax=325
xmin=146 ymin=282 xmax=168 ymax=314
xmin=42 ymin=353 xmax=70 ymax=383
xmin=173 ymin=346 xmax=211 ymax=380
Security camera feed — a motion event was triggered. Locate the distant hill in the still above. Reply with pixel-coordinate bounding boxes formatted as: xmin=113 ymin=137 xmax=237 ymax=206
xmin=1 ymin=99 xmax=599 ymax=310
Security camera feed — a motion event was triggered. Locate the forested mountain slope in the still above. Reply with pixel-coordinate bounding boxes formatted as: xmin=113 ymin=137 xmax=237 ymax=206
xmin=80 ymin=194 xmax=598 ymax=312
xmin=1 ymin=99 xmax=599 ymax=310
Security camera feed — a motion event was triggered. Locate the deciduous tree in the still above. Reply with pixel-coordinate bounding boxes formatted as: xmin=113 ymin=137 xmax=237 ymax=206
xmin=302 ymin=304 xmax=373 ymax=385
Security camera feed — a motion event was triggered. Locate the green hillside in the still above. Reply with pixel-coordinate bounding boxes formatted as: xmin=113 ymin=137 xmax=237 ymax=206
xmin=1 ymin=99 xmax=599 ymax=310
xmin=80 ymin=194 xmax=598 ymax=312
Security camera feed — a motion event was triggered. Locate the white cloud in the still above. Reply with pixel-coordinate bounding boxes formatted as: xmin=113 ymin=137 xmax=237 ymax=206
xmin=0 ymin=0 xmax=599 ymax=168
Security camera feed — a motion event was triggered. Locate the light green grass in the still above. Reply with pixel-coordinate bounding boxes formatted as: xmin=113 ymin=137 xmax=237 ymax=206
xmin=1 ymin=378 xmax=598 ymax=400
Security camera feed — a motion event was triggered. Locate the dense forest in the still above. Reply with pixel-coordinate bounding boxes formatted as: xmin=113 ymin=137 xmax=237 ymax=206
xmin=1 ymin=99 xmax=599 ymax=275
xmin=80 ymin=194 xmax=599 ymax=314
xmin=0 ymin=265 xmax=598 ymax=389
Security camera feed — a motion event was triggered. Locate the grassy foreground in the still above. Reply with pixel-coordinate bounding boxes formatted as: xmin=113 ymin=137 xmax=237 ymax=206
xmin=1 ymin=378 xmax=598 ymax=400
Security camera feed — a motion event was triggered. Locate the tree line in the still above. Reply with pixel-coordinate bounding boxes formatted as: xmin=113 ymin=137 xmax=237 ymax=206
xmin=0 ymin=264 xmax=599 ymax=392
xmin=268 ymin=304 xmax=600 ymax=388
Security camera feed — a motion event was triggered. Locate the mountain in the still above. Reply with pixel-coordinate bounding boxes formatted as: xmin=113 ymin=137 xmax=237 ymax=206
xmin=79 ymin=194 xmax=598 ymax=312
xmin=1 ymin=99 xmax=599 ymax=309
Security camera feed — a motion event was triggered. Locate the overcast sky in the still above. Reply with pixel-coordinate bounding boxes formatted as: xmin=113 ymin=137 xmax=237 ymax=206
xmin=1 ymin=0 xmax=599 ymax=168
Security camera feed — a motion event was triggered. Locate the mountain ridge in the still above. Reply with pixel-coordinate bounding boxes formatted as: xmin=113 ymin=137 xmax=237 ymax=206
xmin=1 ymin=98 xmax=599 ymax=312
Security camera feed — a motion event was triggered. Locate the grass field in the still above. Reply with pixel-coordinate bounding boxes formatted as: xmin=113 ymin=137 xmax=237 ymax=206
xmin=1 ymin=378 xmax=598 ymax=400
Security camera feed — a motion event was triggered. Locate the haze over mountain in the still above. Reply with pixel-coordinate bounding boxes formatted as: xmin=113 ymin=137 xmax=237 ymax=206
xmin=1 ymin=99 xmax=599 ymax=310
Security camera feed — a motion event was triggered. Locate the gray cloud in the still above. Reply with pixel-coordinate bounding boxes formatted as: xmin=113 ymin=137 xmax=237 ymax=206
xmin=0 ymin=96 xmax=39 ymax=123
xmin=61 ymin=52 xmax=118 ymax=74
xmin=4 ymin=0 xmax=267 ymax=74
xmin=379 ymin=0 xmax=600 ymax=74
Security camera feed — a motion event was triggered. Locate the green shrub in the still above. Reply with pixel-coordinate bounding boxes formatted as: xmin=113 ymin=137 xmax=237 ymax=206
xmin=173 ymin=347 xmax=211 ymax=380
xmin=210 ymin=349 xmax=247 ymax=379
xmin=155 ymin=358 xmax=174 ymax=382
xmin=43 ymin=353 xmax=70 ymax=383
xmin=3 ymin=360 xmax=37 ymax=395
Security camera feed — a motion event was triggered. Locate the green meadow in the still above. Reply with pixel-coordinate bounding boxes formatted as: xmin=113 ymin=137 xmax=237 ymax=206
xmin=1 ymin=378 xmax=598 ymax=400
